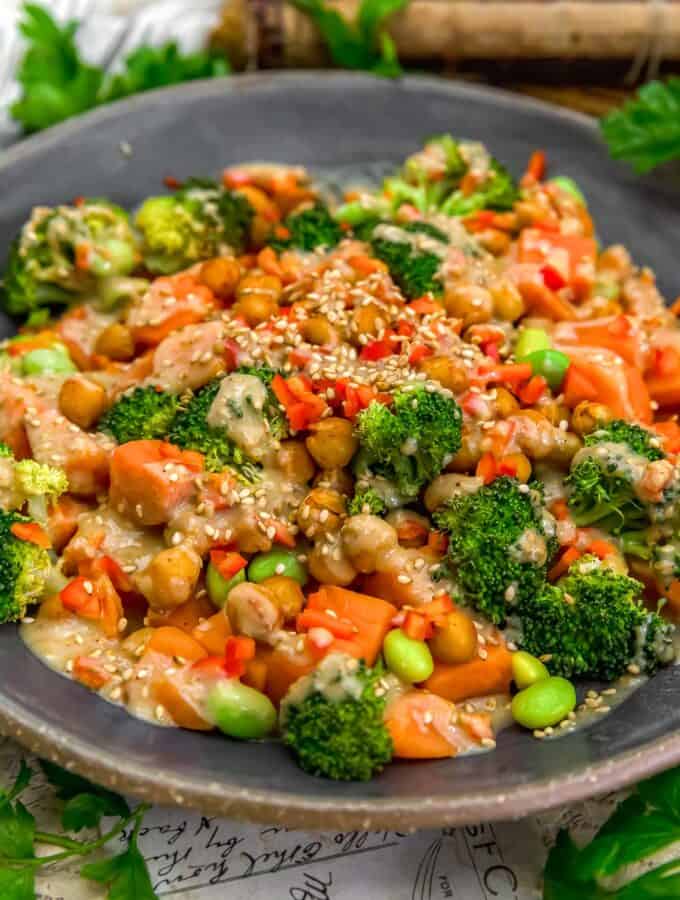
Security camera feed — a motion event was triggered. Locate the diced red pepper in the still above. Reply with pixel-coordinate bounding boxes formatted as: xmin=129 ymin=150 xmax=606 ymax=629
xmin=540 ymin=264 xmax=567 ymax=292
xmin=60 ymin=577 xmax=101 ymax=618
xmin=408 ymin=297 xmax=441 ymax=315
xmin=360 ymin=338 xmax=394 ymax=362
xmin=224 ymin=636 xmax=256 ymax=679
xmin=402 ymin=612 xmax=433 ymax=641
xmin=476 ymin=452 xmax=498 ymax=485
xmin=519 ymin=374 xmax=548 ymax=405
xmin=653 ymin=346 xmax=680 ymax=378
xmin=480 ymin=340 xmax=501 ymax=362
xmin=297 ymin=608 xmax=357 ymax=641
xmin=210 ymin=550 xmax=247 ymax=580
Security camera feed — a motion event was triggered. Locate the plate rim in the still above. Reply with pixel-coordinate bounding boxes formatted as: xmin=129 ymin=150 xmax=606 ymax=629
xmin=1 ymin=70 xmax=678 ymax=828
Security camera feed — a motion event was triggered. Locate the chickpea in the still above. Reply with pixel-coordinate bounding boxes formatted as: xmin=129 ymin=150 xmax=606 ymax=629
xmin=58 ymin=376 xmax=108 ymax=429
xmin=442 ymin=284 xmax=493 ymax=327
xmin=260 ymin=575 xmax=304 ymax=622
xmin=489 ymin=281 xmax=526 ymax=322
xmin=499 ymin=452 xmax=532 ymax=483
xmin=418 ymin=356 xmax=469 ymax=393
xmin=235 ymin=273 xmax=282 ymax=325
xmin=307 ymin=538 xmax=358 ymax=586
xmin=300 ymin=315 xmax=336 ymax=346
xmin=298 ymin=487 xmax=346 ymax=538
xmin=352 ymin=302 xmax=385 ymax=339
xmin=313 ymin=467 xmax=354 ymax=495
xmin=95 ymin=323 xmax=135 ymax=361
xmin=200 ymin=257 xmax=241 ymax=300
xmin=341 ymin=514 xmax=398 ymax=573
xmin=428 ymin=609 xmax=478 ymax=664
xmin=250 ymin=215 xmax=274 ymax=248
xmin=477 ymin=228 xmax=511 ymax=256
xmin=447 ymin=427 xmax=483 ymax=473
xmin=424 ymin=473 xmax=483 ymax=512
xmin=536 ymin=399 xmax=571 ymax=427
xmin=571 ymin=401 xmax=613 ymax=436
xmin=276 ymin=440 xmax=316 ymax=484
xmin=306 ymin=417 xmax=358 ymax=469
xmin=235 ymin=185 xmax=279 ymax=220
xmin=547 ymin=431 xmax=583 ymax=466
xmin=144 ymin=546 xmax=202 ymax=610
xmin=493 ymin=386 xmax=520 ymax=419
xmin=227 ymin=581 xmax=282 ymax=644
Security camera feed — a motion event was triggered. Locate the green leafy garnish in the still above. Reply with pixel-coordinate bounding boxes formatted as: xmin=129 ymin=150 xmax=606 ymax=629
xmin=11 ymin=3 xmax=229 ymax=135
xmin=543 ymin=766 xmax=680 ymax=898
xmin=0 ymin=759 xmax=156 ymax=900
xmin=600 ymin=78 xmax=680 ymax=174
xmin=290 ymin=0 xmax=407 ymax=77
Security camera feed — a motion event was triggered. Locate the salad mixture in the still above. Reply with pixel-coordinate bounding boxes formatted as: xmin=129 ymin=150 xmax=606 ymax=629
xmin=0 ymin=138 xmax=679 ymax=782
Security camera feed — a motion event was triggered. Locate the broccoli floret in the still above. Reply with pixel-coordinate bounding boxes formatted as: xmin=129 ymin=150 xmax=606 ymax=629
xmin=434 ymin=476 xmax=557 ymax=624
xmin=269 ymin=203 xmax=342 ymax=252
xmin=168 ymin=378 xmax=260 ymax=481
xmin=135 ymin=179 xmax=253 ymax=274
xmin=370 ymin=222 xmax=447 ymax=299
xmin=566 ymin=420 xmax=667 ymax=533
xmin=0 ymin=443 xmax=12 ymax=458
xmin=2 ymin=200 xmax=138 ymax=319
xmin=356 ymin=385 xmax=462 ymax=501
xmin=514 ymin=556 xmax=675 ymax=680
xmin=99 ymin=386 xmax=179 ymax=444
xmin=0 ymin=510 xmax=51 ymax=623
xmin=280 ymin=653 xmax=393 ymax=781
xmin=232 ymin=365 xmax=288 ymax=442
xmin=348 ymin=487 xmax=387 ymax=517
xmin=440 ymin=160 xmax=518 ymax=216
xmin=13 ymin=459 xmax=68 ymax=525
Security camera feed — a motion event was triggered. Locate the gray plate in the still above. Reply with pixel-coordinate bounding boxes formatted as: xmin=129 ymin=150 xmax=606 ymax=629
xmin=1 ymin=73 xmax=680 ymax=829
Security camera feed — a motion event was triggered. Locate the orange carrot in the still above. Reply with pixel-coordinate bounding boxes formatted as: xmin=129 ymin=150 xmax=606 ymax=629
xmin=148 ymin=594 xmax=215 ymax=634
xmin=47 ymin=496 xmax=91 ymax=552
xmin=517 ymin=278 xmax=577 ymax=321
xmin=192 ymin=610 xmax=233 ymax=656
xmin=305 ymin=586 xmax=397 ymax=666
xmin=147 ymin=626 xmax=208 ymax=663
xmin=476 ymin=452 xmax=498 ymax=485
xmin=384 ymin=691 xmax=459 ymax=759
xmin=73 ymin=656 xmax=111 ymax=691
xmin=152 ymin=676 xmax=214 ymax=731
xmin=548 ymin=546 xmax=582 ymax=582
xmin=553 ymin=316 xmax=645 ymax=371
xmin=424 ymin=643 xmax=512 ymax=703
xmin=561 ymin=347 xmax=652 ymax=423
xmin=10 ymin=521 xmax=51 ymax=549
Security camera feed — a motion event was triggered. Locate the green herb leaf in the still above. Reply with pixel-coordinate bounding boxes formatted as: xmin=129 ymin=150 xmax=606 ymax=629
xmin=81 ymin=835 xmax=158 ymax=900
xmin=637 ymin=768 xmax=680 ymax=824
xmin=40 ymin=760 xmax=129 ymax=831
xmin=543 ymin=831 xmax=599 ymax=900
xmin=0 ymin=801 xmax=35 ymax=860
xmin=0 ymin=866 xmax=35 ymax=900
xmin=6 ymin=763 xmax=34 ymax=804
xmin=600 ymin=78 xmax=680 ymax=173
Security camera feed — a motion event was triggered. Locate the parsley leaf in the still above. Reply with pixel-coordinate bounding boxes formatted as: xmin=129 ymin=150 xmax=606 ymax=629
xmin=81 ymin=832 xmax=157 ymax=900
xmin=0 ymin=802 xmax=35 ymax=860
xmin=0 ymin=866 xmax=35 ymax=900
xmin=40 ymin=760 xmax=130 ymax=831
xmin=600 ymin=78 xmax=680 ymax=173
xmin=290 ymin=0 xmax=407 ymax=76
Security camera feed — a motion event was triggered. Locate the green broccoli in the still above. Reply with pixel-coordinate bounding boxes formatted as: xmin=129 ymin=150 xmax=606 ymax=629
xmin=168 ymin=377 xmax=260 ymax=481
xmin=269 ymin=202 xmax=342 ymax=252
xmin=356 ymin=384 xmax=462 ymax=501
xmin=99 ymin=386 xmax=179 ymax=444
xmin=231 ymin=365 xmax=288 ymax=442
xmin=2 ymin=200 xmax=138 ymax=319
xmin=0 ymin=510 xmax=51 ymax=623
xmin=433 ymin=476 xmax=557 ymax=624
xmin=13 ymin=459 xmax=68 ymax=524
xmin=348 ymin=486 xmax=387 ymax=517
xmin=567 ymin=420 xmax=669 ymax=533
xmin=0 ymin=443 xmax=13 ymax=458
xmin=514 ymin=556 xmax=675 ymax=680
xmin=369 ymin=221 xmax=448 ymax=299
xmin=280 ymin=653 xmax=393 ymax=781
xmin=440 ymin=160 xmax=518 ymax=216
xmin=135 ymin=178 xmax=253 ymax=274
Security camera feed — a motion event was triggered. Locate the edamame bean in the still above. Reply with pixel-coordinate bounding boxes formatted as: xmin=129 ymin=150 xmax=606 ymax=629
xmin=334 ymin=201 xmax=376 ymax=226
xmin=511 ymin=651 xmax=550 ymax=690
xmin=21 ymin=345 xmax=76 ymax=376
xmin=511 ymin=676 xmax=576 ymax=730
xmin=524 ymin=348 xmax=571 ymax=390
xmin=206 ymin=563 xmax=245 ymax=609
xmin=206 ymin=679 xmax=276 ymax=740
xmin=383 ymin=629 xmax=434 ymax=683
xmin=515 ymin=328 xmax=551 ymax=361
xmin=248 ymin=550 xmax=308 ymax=586
xmin=549 ymin=176 xmax=586 ymax=206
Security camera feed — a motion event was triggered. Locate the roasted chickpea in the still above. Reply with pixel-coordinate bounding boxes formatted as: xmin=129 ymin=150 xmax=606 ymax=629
xmin=298 ymin=487 xmax=346 ymax=538
xmin=305 ymin=417 xmax=358 ymax=469
xmin=418 ymin=356 xmax=469 ymax=393
xmin=300 ymin=315 xmax=335 ymax=346
xmin=428 ymin=609 xmax=478 ymax=664
xmin=227 ymin=581 xmax=282 ymax=644
xmin=571 ymin=401 xmax=614 ymax=436
xmin=447 ymin=426 xmax=483 ymax=473
xmin=144 ymin=546 xmax=202 ymax=610
xmin=58 ymin=376 xmax=108 ymax=429
xmin=499 ymin=452 xmax=532 ymax=483
xmin=121 ymin=627 xmax=154 ymax=657
xmin=477 ymin=228 xmax=511 ymax=256
xmin=536 ymin=399 xmax=571 ymax=427
xmin=490 ymin=281 xmax=526 ymax=322
xmin=235 ymin=273 xmax=282 ymax=325
xmin=597 ymin=245 xmax=633 ymax=278
xmin=352 ymin=302 xmax=385 ymax=339
xmin=307 ymin=538 xmax=358 ymax=586
xmin=313 ymin=467 xmax=354 ymax=495
xmin=442 ymin=284 xmax=493 ymax=327
xmin=547 ymin=431 xmax=583 ymax=466
xmin=235 ymin=185 xmax=279 ymax=221
xmin=276 ymin=440 xmax=316 ymax=484
xmin=341 ymin=514 xmax=398 ymax=573
xmin=200 ymin=257 xmax=241 ymax=300
xmin=95 ymin=323 xmax=135 ymax=361
xmin=493 ymin=386 xmax=520 ymax=418
xmin=260 ymin=575 xmax=304 ymax=621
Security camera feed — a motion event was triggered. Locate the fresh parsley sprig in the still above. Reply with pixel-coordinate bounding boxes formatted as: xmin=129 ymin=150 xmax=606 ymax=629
xmin=600 ymin=78 xmax=680 ymax=174
xmin=0 ymin=759 xmax=156 ymax=900
xmin=10 ymin=3 xmax=229 ymax=135
xmin=290 ymin=0 xmax=408 ymax=77
xmin=543 ymin=766 xmax=680 ymax=898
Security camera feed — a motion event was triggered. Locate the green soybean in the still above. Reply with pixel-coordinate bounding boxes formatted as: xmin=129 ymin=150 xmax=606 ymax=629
xmin=206 ymin=680 xmax=276 ymax=740
xmin=549 ymin=175 xmax=586 ymax=206
xmin=20 ymin=345 xmax=76 ymax=376
xmin=383 ymin=629 xmax=434 ymax=683
xmin=524 ymin=348 xmax=571 ymax=390
xmin=206 ymin=562 xmax=245 ymax=609
xmin=511 ymin=676 xmax=576 ymax=730
xmin=515 ymin=328 xmax=551 ymax=361
xmin=248 ymin=550 xmax=308 ymax=586
xmin=511 ymin=651 xmax=550 ymax=690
